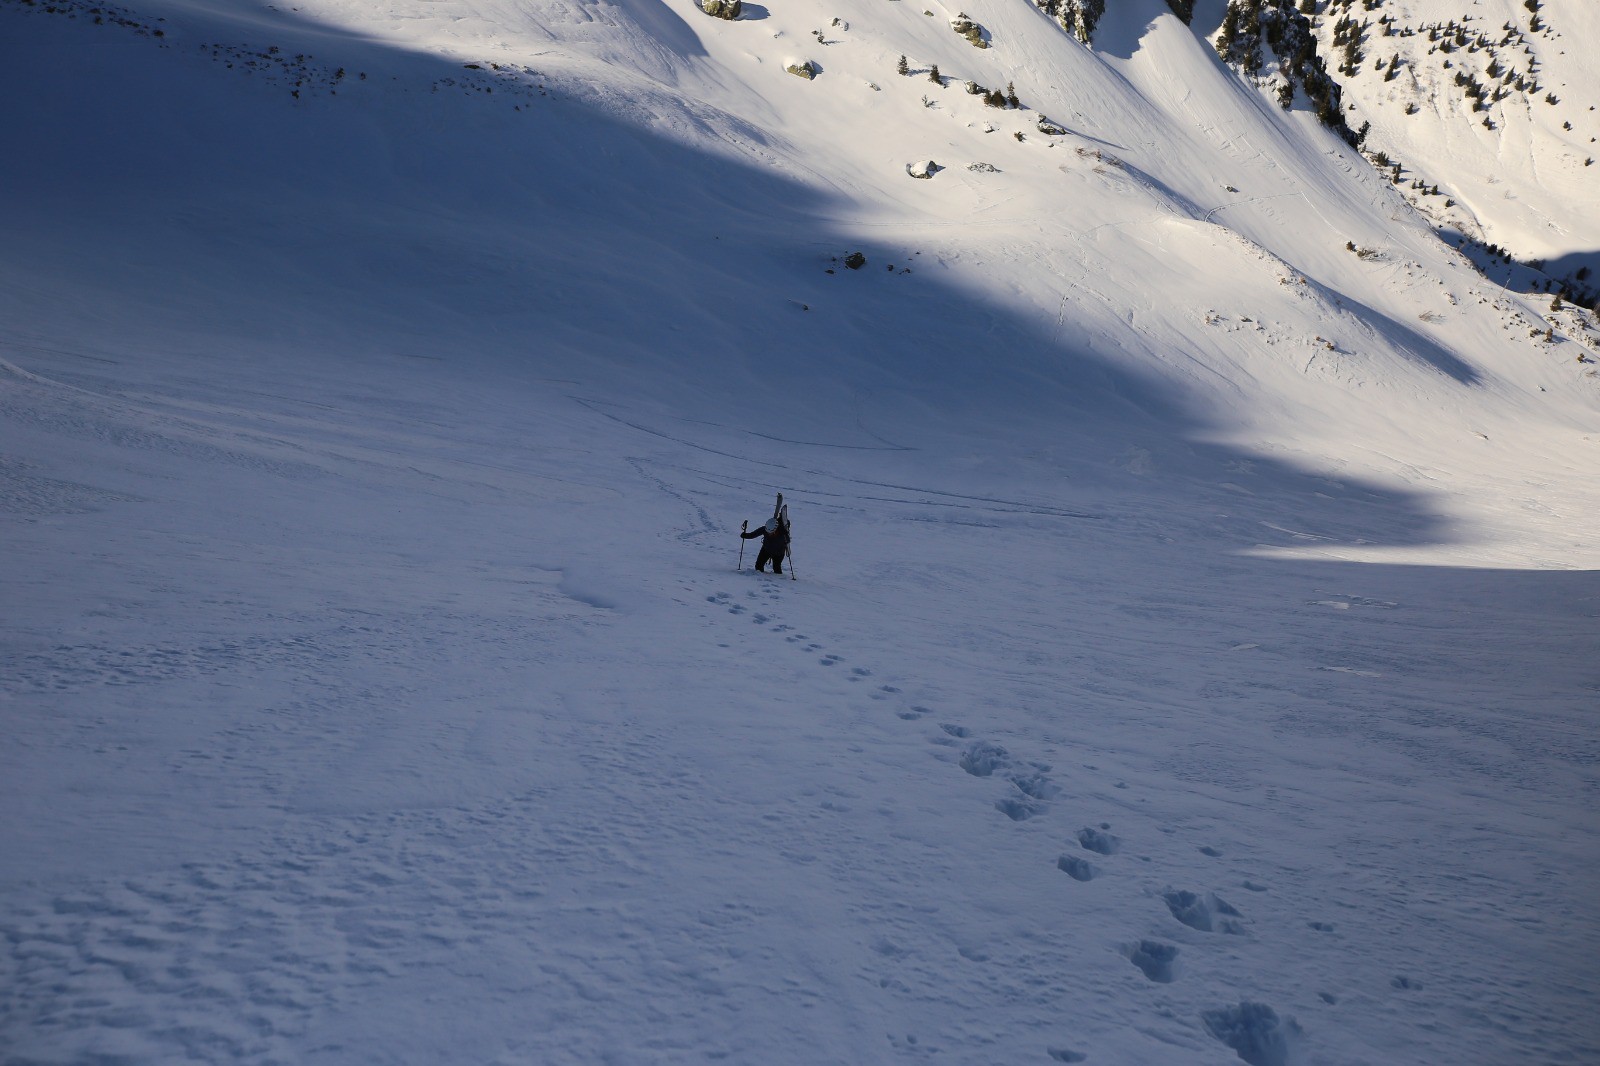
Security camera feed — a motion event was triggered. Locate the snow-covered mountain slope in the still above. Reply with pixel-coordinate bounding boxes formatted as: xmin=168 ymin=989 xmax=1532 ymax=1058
xmin=1303 ymin=0 xmax=1600 ymax=299
xmin=2 ymin=0 xmax=1597 ymax=1063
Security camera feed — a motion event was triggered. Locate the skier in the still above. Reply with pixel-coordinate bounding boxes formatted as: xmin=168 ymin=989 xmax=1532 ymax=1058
xmin=740 ymin=501 xmax=791 ymax=575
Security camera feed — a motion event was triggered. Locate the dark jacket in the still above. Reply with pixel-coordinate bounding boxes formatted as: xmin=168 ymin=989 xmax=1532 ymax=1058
xmin=742 ymin=521 xmax=790 ymax=553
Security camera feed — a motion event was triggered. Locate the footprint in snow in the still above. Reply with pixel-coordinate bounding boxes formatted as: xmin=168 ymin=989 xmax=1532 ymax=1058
xmin=955 ymin=741 xmax=1056 ymax=820
xmin=1126 ymin=939 xmax=1179 ymax=983
xmin=1163 ymin=890 xmax=1245 ymax=934
xmin=996 ymin=796 xmax=1043 ymax=821
xmin=1077 ymin=826 xmax=1120 ymax=855
xmin=959 ymin=741 xmax=1010 ymax=777
xmin=1057 ymin=854 xmax=1096 ymax=881
xmin=1010 ymin=770 xmax=1057 ymax=800
xmin=1201 ymin=1001 xmax=1300 ymax=1066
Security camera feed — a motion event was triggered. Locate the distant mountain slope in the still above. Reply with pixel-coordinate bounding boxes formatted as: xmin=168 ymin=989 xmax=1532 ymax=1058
xmin=1203 ymin=0 xmax=1599 ymax=304
xmin=1 ymin=0 xmax=1597 ymax=570
xmin=1338 ymin=0 xmax=1598 ymax=303
xmin=5 ymin=0 xmax=1596 ymax=438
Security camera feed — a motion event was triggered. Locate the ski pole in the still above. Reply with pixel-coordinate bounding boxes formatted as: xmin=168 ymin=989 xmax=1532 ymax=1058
xmin=737 ymin=520 xmax=747 ymax=571
xmin=786 ymin=546 xmax=797 ymax=581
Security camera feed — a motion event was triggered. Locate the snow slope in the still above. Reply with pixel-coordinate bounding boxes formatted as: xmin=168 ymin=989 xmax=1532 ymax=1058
xmin=1309 ymin=0 xmax=1600 ymax=288
xmin=2 ymin=0 xmax=1597 ymax=1063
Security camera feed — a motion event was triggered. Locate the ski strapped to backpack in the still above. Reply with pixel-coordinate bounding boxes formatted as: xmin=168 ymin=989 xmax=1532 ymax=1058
xmin=773 ymin=493 xmax=796 ymax=581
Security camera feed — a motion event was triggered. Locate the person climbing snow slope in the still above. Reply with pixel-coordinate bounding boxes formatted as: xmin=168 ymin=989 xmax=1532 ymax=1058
xmin=740 ymin=498 xmax=791 ymax=575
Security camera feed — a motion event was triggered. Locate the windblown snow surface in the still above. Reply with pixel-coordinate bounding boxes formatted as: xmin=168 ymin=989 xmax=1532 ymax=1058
xmin=2 ymin=0 xmax=1597 ymax=1063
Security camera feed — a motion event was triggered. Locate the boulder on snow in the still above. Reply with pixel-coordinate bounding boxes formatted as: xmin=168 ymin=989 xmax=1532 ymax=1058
xmin=700 ymin=0 xmax=742 ymax=19
xmin=786 ymin=59 xmax=819 ymax=80
xmin=906 ymin=160 xmax=942 ymax=179
xmin=1036 ymin=116 xmax=1068 ymax=136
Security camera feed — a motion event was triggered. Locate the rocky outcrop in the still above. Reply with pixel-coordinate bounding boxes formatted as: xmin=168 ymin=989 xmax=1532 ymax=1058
xmin=950 ymin=13 xmax=989 ymax=48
